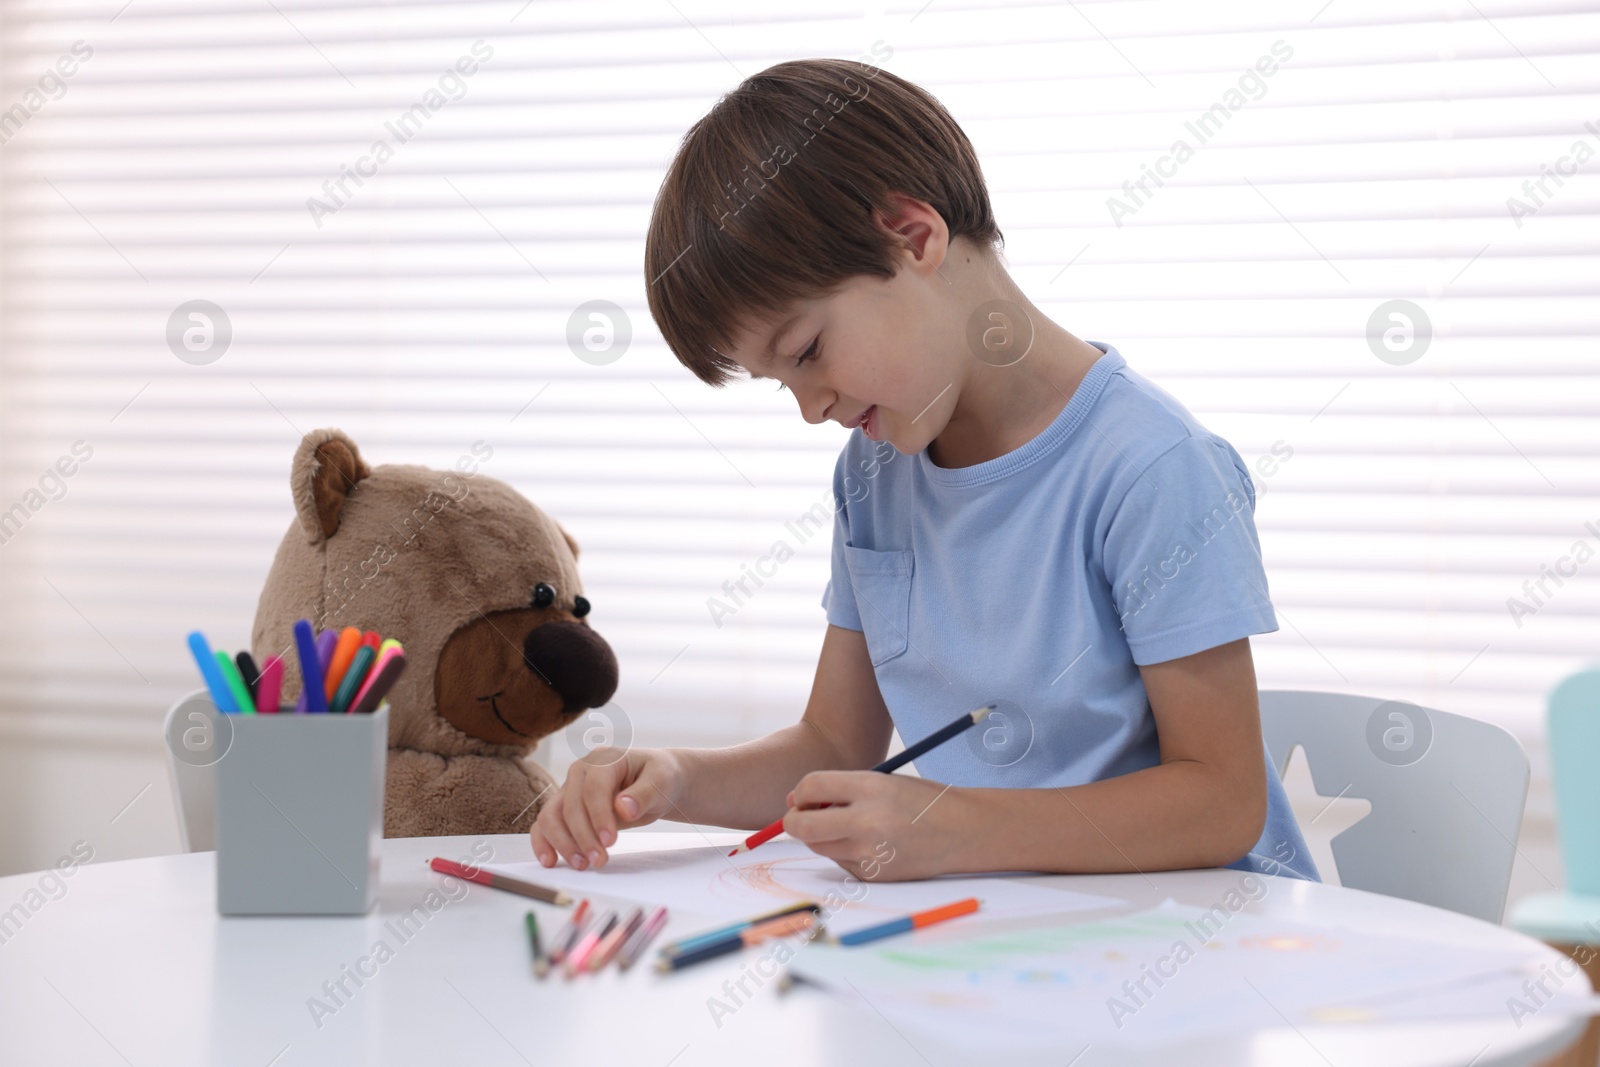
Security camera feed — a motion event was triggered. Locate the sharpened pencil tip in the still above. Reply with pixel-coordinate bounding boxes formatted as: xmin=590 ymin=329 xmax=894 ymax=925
xmin=973 ymin=704 xmax=997 ymax=722
xmin=727 ymin=845 xmax=745 ymax=856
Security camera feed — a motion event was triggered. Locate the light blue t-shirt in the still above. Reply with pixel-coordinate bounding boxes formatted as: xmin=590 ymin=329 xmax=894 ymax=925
xmin=820 ymin=340 xmax=1319 ymax=882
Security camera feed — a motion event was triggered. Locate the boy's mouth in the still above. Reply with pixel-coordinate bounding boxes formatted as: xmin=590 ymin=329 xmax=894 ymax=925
xmin=849 ymin=405 xmax=879 ymax=439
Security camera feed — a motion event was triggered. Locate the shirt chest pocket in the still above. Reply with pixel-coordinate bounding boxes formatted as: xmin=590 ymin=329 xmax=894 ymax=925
xmin=842 ymin=544 xmax=913 ymax=667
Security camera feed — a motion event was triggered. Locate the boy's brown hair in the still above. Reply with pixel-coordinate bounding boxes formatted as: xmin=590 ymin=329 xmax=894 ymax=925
xmin=644 ymin=56 xmax=1004 ymax=387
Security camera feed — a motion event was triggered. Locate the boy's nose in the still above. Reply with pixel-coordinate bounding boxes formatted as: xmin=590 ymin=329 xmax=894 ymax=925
xmin=796 ymin=388 xmax=832 ymax=425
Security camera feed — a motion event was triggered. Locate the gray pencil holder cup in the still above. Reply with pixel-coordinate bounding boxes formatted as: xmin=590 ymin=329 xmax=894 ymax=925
xmin=214 ymin=704 xmax=388 ymax=916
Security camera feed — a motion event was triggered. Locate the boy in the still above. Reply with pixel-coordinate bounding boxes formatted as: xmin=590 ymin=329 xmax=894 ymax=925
xmin=531 ymin=58 xmax=1318 ymax=883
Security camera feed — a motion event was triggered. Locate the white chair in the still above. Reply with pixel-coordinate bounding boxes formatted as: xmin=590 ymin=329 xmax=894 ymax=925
xmin=163 ymin=688 xmax=218 ymax=852
xmin=1260 ymin=689 xmax=1529 ymax=924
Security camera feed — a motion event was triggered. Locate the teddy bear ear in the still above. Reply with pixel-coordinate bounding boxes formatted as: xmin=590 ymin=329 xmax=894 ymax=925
xmin=556 ymin=521 xmax=580 ymax=560
xmin=290 ymin=428 xmax=372 ymax=543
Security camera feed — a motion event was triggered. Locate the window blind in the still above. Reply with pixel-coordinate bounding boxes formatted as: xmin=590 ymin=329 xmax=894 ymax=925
xmin=0 ymin=0 xmax=1595 ymax=787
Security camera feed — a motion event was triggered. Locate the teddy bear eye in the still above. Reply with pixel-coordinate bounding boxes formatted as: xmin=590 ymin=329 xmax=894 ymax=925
xmin=531 ymin=582 xmax=556 ymax=608
xmin=573 ymin=595 xmax=591 ymax=618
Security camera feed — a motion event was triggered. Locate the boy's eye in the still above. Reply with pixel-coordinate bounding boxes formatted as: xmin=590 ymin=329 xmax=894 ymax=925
xmin=775 ymin=339 xmax=818 ymax=392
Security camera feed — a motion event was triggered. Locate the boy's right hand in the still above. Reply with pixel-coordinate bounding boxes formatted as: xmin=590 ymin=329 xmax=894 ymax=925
xmin=530 ymin=747 xmax=682 ymax=870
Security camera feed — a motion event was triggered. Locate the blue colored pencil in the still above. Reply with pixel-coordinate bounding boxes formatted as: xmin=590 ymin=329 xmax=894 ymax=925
xmin=834 ymin=897 xmax=979 ymax=947
xmin=658 ymin=901 xmax=821 ymax=958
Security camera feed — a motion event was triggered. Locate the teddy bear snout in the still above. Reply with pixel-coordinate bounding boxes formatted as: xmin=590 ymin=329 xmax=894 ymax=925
xmin=522 ymin=620 xmax=619 ymax=713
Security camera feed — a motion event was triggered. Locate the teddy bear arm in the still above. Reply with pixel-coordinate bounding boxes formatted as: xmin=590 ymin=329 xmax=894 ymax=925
xmin=384 ymin=749 xmax=555 ymax=838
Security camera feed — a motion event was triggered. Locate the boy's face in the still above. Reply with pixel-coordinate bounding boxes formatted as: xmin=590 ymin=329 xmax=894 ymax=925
xmin=719 ymin=200 xmax=963 ymax=456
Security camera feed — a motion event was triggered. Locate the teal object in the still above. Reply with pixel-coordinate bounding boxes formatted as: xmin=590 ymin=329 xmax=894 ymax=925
xmin=1549 ymin=669 xmax=1600 ymax=895
xmin=1509 ymin=669 xmax=1600 ymax=946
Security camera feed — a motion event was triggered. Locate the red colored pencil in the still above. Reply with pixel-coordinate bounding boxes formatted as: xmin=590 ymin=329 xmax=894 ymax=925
xmin=427 ymin=857 xmax=571 ymax=906
xmin=547 ymin=899 xmax=592 ymax=971
xmin=730 ymin=704 xmax=996 ymax=856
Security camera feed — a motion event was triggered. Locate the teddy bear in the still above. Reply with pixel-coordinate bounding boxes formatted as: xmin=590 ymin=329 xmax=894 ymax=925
xmin=251 ymin=428 xmax=618 ymax=838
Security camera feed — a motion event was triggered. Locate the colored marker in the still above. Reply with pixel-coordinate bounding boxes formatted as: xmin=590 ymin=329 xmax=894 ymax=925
xmin=255 ymin=656 xmax=284 ymax=714
xmin=312 ymin=629 xmax=339 ymax=707
xmin=292 ymin=619 xmax=328 ymax=713
xmin=587 ymin=907 xmax=643 ymax=973
xmin=331 ymin=645 xmax=376 ymax=714
xmin=361 ymin=630 xmax=382 ymax=653
xmin=564 ymin=909 xmax=617 ymax=978
xmin=833 ymin=897 xmax=980 ymax=947
xmin=186 ymin=631 xmax=238 ymax=713
xmin=731 ymin=704 xmax=997 ymax=856
xmin=234 ymin=651 xmax=261 ymax=703
xmin=526 ymin=912 xmax=548 ymax=979
xmin=350 ymin=644 xmax=403 ymax=712
xmin=349 ymin=650 xmax=406 ymax=714
xmin=655 ymin=912 xmax=818 ymax=973
xmin=215 ymin=651 xmax=256 ymax=714
xmin=617 ymin=906 xmax=669 ymax=971
xmin=323 ymin=626 xmax=364 ymax=701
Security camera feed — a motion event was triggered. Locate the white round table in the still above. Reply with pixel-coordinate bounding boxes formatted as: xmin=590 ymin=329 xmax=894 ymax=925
xmin=0 ymin=830 xmax=1584 ymax=1066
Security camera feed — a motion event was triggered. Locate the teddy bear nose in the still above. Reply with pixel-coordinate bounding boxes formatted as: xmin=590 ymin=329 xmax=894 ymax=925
xmin=522 ymin=620 xmax=619 ymax=712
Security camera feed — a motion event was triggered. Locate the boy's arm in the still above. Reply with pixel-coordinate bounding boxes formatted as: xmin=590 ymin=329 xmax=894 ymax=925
xmin=670 ymin=623 xmax=895 ymax=828
xmin=783 ymin=637 xmax=1270 ymax=879
xmin=971 ymin=635 xmax=1270 ymax=873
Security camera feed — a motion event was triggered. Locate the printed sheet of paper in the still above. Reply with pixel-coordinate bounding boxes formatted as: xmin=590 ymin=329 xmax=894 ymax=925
xmin=485 ymin=840 xmax=1125 ymax=937
xmin=787 ymin=899 xmax=1570 ymax=1048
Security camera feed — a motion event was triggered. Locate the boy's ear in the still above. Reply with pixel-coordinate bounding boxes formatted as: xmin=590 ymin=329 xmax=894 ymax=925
xmin=875 ymin=192 xmax=946 ymax=269
xmin=290 ymin=428 xmax=371 ymax=543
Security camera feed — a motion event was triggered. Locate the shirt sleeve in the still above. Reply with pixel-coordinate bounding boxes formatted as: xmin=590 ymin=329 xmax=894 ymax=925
xmin=820 ymin=448 xmax=864 ymax=631
xmin=1101 ymin=434 xmax=1279 ymax=665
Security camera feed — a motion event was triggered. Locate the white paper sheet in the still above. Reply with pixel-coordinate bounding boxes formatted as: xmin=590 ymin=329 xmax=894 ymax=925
xmin=786 ymin=899 xmax=1574 ymax=1048
xmin=484 ymin=839 xmax=1125 ymax=937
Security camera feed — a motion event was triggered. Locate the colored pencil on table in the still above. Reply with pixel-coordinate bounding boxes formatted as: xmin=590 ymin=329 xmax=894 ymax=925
xmin=564 ymin=909 xmax=617 ymax=978
xmin=587 ymin=907 xmax=643 ymax=973
xmin=427 ymin=857 xmax=571 ymax=905
xmin=730 ymin=704 xmax=997 ymax=856
xmin=547 ymin=899 xmax=592 ymax=971
xmin=526 ymin=911 xmax=547 ymax=978
xmin=655 ymin=912 xmax=819 ymax=973
xmin=831 ymin=897 xmax=980 ymax=946
xmin=255 ymin=656 xmax=285 ymax=714
xmin=658 ymin=901 xmax=821 ymax=958
xmin=616 ymin=906 xmax=669 ymax=972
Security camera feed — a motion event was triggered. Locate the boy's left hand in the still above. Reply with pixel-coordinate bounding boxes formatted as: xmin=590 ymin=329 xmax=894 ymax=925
xmin=781 ymin=770 xmax=966 ymax=882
